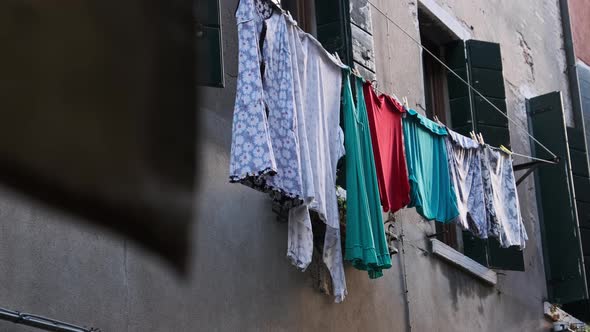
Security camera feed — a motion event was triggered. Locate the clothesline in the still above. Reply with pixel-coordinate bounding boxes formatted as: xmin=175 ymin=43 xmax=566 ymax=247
xmin=230 ymin=0 xmax=531 ymax=301
xmin=256 ymin=0 xmax=348 ymax=70
xmin=487 ymin=145 xmax=557 ymax=165
xmin=367 ymin=2 xmax=558 ymax=163
xmin=351 ymin=70 xmax=557 ymax=166
xmin=231 ymin=0 xmax=350 ymax=302
xmin=256 ymin=0 xmax=557 ymax=165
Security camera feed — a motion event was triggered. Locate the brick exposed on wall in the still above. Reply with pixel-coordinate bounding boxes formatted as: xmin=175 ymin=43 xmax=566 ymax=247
xmin=570 ymin=0 xmax=590 ymax=66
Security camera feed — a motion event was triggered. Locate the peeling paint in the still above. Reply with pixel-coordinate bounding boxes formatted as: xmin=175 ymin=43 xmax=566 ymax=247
xmin=350 ymin=0 xmax=373 ymax=34
xmin=517 ymin=31 xmax=535 ymax=80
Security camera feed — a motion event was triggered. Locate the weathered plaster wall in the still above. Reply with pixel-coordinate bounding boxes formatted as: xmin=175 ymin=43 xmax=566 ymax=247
xmin=569 ymin=0 xmax=590 ymax=66
xmin=369 ymin=0 xmax=567 ymax=331
xmin=0 ymin=0 xmax=571 ymax=331
xmin=0 ymin=0 xmax=407 ymax=330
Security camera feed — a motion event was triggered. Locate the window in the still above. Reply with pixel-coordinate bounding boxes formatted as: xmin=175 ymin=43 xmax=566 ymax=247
xmin=193 ymin=0 xmax=320 ymax=96
xmin=280 ymin=0 xmax=317 ymax=36
xmin=418 ymin=6 xmax=524 ymax=271
xmin=269 ymin=0 xmax=352 ymax=221
xmin=419 ymin=8 xmax=462 ymax=252
xmin=314 ymin=0 xmax=353 ymax=65
xmin=195 ymin=0 xmax=224 ymax=87
xmin=419 ymin=8 xmax=454 ymax=124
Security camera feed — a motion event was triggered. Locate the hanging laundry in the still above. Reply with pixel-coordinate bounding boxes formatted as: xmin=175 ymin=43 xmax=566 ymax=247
xmin=481 ymin=146 xmax=528 ymax=249
xmin=402 ymin=109 xmax=459 ymax=222
xmin=363 ymin=82 xmax=410 ymax=213
xmin=284 ymin=13 xmax=347 ymax=302
xmin=343 ymin=75 xmax=392 ymax=279
xmin=230 ymin=0 xmax=303 ymax=209
xmin=445 ymin=129 xmax=488 ymax=237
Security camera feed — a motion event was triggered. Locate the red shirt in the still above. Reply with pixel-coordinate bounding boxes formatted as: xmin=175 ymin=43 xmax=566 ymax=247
xmin=363 ymin=82 xmax=410 ymax=213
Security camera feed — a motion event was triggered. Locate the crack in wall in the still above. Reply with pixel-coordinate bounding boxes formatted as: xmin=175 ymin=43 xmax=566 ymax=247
xmin=517 ymin=31 xmax=535 ymax=81
xmin=457 ymin=17 xmax=474 ymax=32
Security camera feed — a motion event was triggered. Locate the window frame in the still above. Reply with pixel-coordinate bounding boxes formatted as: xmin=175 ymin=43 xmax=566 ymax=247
xmin=418 ymin=6 xmax=462 ymax=253
xmin=281 ymin=0 xmax=317 ymax=36
xmin=195 ymin=0 xmax=225 ymax=88
xmin=418 ymin=4 xmax=524 ymax=271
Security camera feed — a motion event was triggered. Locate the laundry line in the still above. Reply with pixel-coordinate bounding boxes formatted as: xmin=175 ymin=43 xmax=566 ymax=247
xmin=351 ymin=70 xmax=557 ymax=167
xmin=367 ymin=2 xmax=558 ymax=163
xmin=488 ymin=145 xmax=558 ymax=165
xmin=244 ymin=0 xmax=348 ymax=71
xmin=255 ymin=0 xmax=557 ymax=165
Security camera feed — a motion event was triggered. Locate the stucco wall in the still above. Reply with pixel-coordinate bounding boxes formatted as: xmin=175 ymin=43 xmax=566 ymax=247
xmin=0 ymin=0 xmax=572 ymax=331
xmin=370 ymin=0 xmax=568 ymax=330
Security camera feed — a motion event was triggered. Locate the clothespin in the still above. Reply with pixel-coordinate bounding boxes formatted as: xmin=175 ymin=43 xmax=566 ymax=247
xmin=373 ymin=83 xmax=380 ymax=94
xmin=370 ymin=79 xmax=378 ymax=93
xmin=333 ymin=52 xmax=345 ymax=67
xmin=499 ymin=145 xmax=512 ymax=155
xmin=469 ymin=131 xmax=477 ymax=141
xmin=433 ymin=115 xmax=443 ymax=126
xmin=271 ymin=0 xmax=282 ymax=8
xmin=477 ymin=133 xmax=485 ymax=145
xmin=400 ymin=96 xmax=408 ymax=118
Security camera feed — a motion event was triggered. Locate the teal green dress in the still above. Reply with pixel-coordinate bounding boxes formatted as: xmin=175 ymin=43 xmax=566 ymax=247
xmin=402 ymin=109 xmax=459 ymax=222
xmin=343 ymin=73 xmax=392 ymax=279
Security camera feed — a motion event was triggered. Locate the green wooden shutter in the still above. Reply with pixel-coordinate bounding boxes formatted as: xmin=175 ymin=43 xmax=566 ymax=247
xmin=445 ymin=39 xmax=524 ymax=270
xmin=579 ymin=64 xmax=590 ymax=161
xmin=466 ymin=40 xmax=510 ymax=148
xmin=529 ymin=91 xmax=588 ymax=304
xmin=446 ymin=40 xmax=473 ymax=137
xmin=468 ymin=40 xmax=525 ymax=271
xmin=445 ymin=40 xmax=488 ymax=266
xmin=561 ymin=62 xmax=590 ymax=322
xmin=577 ymin=63 xmax=590 ymax=305
xmin=196 ymin=0 xmax=224 ymax=87
xmin=487 ymin=239 xmax=525 ymax=271
xmin=446 ymin=40 xmax=510 ymax=147
xmin=569 ymin=126 xmax=590 ymax=304
xmin=445 ymin=40 xmax=486 ymax=267
xmin=316 ymin=0 xmax=351 ymax=189
xmin=315 ymin=0 xmax=352 ymax=65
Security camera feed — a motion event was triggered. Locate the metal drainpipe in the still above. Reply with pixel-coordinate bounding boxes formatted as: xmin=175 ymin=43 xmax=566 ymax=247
xmin=0 ymin=307 xmax=100 ymax=332
xmin=559 ymin=0 xmax=590 ymax=159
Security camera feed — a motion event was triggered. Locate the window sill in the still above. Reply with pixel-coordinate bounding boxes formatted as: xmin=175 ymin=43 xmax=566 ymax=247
xmin=430 ymin=239 xmax=497 ymax=286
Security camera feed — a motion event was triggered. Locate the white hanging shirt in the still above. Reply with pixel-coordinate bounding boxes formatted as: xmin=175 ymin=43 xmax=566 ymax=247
xmin=445 ymin=129 xmax=488 ymax=238
xmin=285 ymin=15 xmax=347 ymax=303
xmin=481 ymin=146 xmax=528 ymax=249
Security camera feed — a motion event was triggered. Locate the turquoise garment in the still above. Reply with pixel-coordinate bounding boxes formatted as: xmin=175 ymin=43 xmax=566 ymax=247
xmin=343 ymin=73 xmax=392 ymax=279
xmin=402 ymin=109 xmax=459 ymax=222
